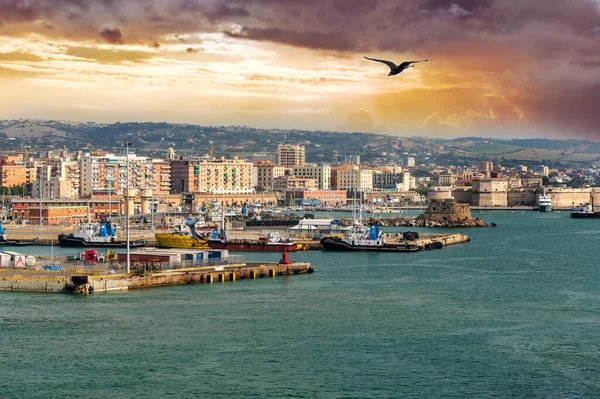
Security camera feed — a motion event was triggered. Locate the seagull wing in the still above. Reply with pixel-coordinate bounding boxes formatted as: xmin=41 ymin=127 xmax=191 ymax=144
xmin=364 ymin=56 xmax=398 ymax=71
xmin=398 ymin=59 xmax=429 ymax=69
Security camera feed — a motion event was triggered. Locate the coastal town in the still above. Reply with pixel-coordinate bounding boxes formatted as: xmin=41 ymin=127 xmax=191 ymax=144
xmin=2 ymin=121 xmax=600 ymax=224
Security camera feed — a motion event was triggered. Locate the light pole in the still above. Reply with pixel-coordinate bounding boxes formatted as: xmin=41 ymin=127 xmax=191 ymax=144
xmin=149 ymin=166 xmax=155 ymax=233
xmin=124 ymin=142 xmax=133 ymax=273
xmin=39 ymin=167 xmax=43 ymax=230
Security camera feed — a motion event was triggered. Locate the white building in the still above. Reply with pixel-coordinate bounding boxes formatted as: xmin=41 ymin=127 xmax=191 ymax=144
xmin=31 ymin=159 xmax=80 ymax=199
xmin=403 ymin=157 xmax=415 ymax=168
xmin=80 ymin=152 xmax=150 ymax=197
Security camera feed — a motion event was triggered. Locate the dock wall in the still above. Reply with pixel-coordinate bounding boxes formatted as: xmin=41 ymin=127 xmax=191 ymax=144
xmin=0 ymin=262 xmax=314 ymax=294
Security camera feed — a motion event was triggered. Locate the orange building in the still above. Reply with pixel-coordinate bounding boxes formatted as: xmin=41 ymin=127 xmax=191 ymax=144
xmin=0 ymin=156 xmax=28 ymax=187
xmin=10 ymin=199 xmax=123 ymax=225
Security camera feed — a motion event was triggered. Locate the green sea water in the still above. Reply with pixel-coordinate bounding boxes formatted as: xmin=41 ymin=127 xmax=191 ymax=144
xmin=2 ymin=211 xmax=600 ymax=398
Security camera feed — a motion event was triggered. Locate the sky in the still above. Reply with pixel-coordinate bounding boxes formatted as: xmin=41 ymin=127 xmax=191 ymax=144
xmin=0 ymin=0 xmax=599 ymax=140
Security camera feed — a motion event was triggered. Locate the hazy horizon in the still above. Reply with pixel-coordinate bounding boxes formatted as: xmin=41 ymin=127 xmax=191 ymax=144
xmin=1 ymin=0 xmax=599 ymax=140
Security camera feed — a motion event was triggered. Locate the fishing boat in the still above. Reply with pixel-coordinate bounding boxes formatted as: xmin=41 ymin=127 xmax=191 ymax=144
xmin=58 ymin=219 xmax=146 ymax=248
xmin=0 ymin=222 xmax=37 ymax=246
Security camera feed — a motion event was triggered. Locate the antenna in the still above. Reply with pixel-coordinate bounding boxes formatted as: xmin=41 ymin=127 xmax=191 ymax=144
xmin=209 ymin=141 xmax=214 ymax=159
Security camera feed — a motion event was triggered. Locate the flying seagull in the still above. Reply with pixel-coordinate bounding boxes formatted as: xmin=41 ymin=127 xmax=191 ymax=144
xmin=364 ymin=56 xmax=428 ymax=76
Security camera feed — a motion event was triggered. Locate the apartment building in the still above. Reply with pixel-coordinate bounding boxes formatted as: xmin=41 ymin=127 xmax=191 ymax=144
xmin=31 ymin=159 xmax=80 ymax=199
xmin=332 ymin=165 xmax=373 ymax=192
xmin=151 ymin=159 xmax=172 ymax=196
xmin=253 ymin=160 xmax=287 ymax=191
xmin=277 ymin=144 xmax=305 ymax=167
xmin=292 ymin=164 xmax=331 ymax=190
xmin=273 ymin=176 xmax=318 ymax=192
xmin=170 ymin=157 xmax=253 ymax=194
xmin=0 ymin=162 xmax=27 ymax=187
xmin=79 ymin=152 xmax=150 ymax=197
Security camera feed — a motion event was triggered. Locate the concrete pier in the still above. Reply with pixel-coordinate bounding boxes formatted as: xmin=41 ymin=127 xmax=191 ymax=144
xmin=0 ymin=261 xmax=314 ymax=294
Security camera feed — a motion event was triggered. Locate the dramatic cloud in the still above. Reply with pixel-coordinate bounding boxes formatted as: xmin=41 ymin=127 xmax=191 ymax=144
xmin=100 ymin=28 xmax=124 ymax=45
xmin=0 ymin=0 xmax=598 ymax=139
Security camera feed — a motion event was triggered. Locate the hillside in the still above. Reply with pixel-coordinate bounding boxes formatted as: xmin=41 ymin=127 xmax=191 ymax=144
xmin=1 ymin=120 xmax=599 ymax=167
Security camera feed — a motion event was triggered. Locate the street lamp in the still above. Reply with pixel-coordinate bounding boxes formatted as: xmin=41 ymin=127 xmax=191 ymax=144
xmin=123 ymin=142 xmax=133 ymax=273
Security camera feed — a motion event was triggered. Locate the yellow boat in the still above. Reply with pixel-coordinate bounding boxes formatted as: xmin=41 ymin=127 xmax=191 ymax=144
xmin=155 ymin=232 xmax=209 ymax=249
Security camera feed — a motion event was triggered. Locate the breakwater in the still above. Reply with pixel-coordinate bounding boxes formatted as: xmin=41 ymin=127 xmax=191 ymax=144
xmin=340 ymin=217 xmax=488 ymax=227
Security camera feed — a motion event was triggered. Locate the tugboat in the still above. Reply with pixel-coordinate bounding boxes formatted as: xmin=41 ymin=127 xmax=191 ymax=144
xmin=320 ymin=221 xmax=423 ymax=252
xmin=570 ymin=203 xmax=600 ymax=218
xmin=0 ymin=222 xmax=37 ymax=246
xmin=537 ymin=188 xmax=552 ymax=212
xmin=58 ymin=218 xmax=146 ymax=247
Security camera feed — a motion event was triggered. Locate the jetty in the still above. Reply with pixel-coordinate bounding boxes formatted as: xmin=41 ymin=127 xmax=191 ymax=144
xmin=0 ymin=250 xmax=313 ymax=294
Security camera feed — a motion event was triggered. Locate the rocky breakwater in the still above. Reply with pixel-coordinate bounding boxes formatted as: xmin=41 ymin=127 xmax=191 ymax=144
xmin=342 ymin=198 xmax=488 ymax=228
xmin=341 ymin=217 xmax=487 ymax=228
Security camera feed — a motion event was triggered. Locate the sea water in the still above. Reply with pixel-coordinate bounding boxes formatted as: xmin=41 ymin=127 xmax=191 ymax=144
xmin=1 ymin=211 xmax=600 ymax=398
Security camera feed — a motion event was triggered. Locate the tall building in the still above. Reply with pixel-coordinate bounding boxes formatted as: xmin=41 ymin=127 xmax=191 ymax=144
xmin=151 ymin=159 xmax=172 ymax=196
xmin=253 ymin=160 xmax=287 ymax=191
xmin=277 ymin=144 xmax=305 ymax=167
xmin=292 ymin=164 xmax=331 ymax=190
xmin=402 ymin=157 xmax=415 ymax=168
xmin=170 ymin=157 xmax=253 ymax=194
xmin=31 ymin=159 xmax=80 ymax=199
xmin=402 ymin=172 xmax=414 ymax=192
xmin=79 ymin=152 xmax=150 ymax=197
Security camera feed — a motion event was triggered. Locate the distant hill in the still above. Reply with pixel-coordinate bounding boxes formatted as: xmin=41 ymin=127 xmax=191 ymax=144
xmin=1 ymin=120 xmax=599 ymax=167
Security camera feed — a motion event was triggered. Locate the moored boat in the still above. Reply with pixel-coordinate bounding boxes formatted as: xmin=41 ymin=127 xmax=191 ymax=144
xmin=570 ymin=203 xmax=600 ymax=219
xmin=0 ymin=222 xmax=37 ymax=246
xmin=208 ymin=231 xmax=301 ymax=252
xmin=320 ymin=222 xmax=424 ymax=252
xmin=537 ymin=188 xmax=552 ymax=212
xmin=58 ymin=219 xmax=146 ymax=248
xmin=155 ymin=215 xmax=209 ymax=249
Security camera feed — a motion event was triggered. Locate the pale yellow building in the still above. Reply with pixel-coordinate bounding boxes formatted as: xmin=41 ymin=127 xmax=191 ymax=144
xmin=171 ymin=157 xmax=253 ymax=194
xmin=332 ymin=165 xmax=373 ymax=192
xmin=273 ymin=176 xmax=318 ymax=192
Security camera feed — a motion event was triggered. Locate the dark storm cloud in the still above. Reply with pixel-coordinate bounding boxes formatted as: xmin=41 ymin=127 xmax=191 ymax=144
xmin=225 ymin=26 xmax=359 ymax=51
xmin=100 ymin=27 xmax=123 ymax=44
